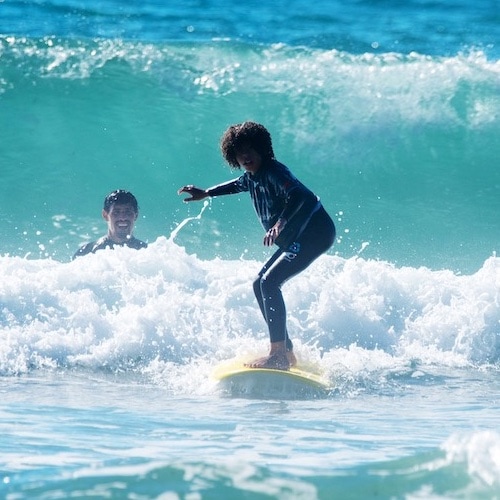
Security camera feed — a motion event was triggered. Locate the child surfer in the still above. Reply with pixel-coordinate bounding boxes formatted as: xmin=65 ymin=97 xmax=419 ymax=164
xmin=178 ymin=122 xmax=335 ymax=370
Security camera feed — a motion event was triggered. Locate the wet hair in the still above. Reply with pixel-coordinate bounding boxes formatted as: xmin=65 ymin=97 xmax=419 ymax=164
xmin=220 ymin=121 xmax=275 ymax=169
xmin=103 ymin=190 xmax=139 ymax=213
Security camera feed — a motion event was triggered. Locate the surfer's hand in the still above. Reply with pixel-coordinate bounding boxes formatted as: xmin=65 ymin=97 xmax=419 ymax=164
xmin=178 ymin=185 xmax=208 ymax=202
xmin=263 ymin=218 xmax=286 ymax=246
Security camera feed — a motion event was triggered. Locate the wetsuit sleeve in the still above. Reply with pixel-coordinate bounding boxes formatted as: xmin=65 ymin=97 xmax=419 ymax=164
xmin=274 ymin=188 xmax=321 ymax=248
xmin=279 ymin=186 xmax=319 ymax=225
xmin=267 ymin=164 xmax=321 ymax=247
xmin=206 ymin=175 xmax=248 ymax=197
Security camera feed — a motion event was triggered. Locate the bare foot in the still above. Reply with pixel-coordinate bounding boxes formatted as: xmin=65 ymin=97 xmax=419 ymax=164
xmin=287 ymin=350 xmax=297 ymax=367
xmin=245 ymin=353 xmax=290 ymax=370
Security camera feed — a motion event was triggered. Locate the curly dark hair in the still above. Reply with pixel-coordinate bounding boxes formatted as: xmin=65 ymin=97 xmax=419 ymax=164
xmin=220 ymin=121 xmax=275 ymax=169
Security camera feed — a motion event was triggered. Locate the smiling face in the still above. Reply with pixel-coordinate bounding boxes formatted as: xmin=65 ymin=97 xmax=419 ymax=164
xmin=235 ymin=144 xmax=263 ymax=175
xmin=102 ymin=203 xmax=138 ymax=243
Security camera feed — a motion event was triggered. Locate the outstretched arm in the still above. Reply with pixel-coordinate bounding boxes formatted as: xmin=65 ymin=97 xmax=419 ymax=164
xmin=178 ymin=178 xmax=245 ymax=202
xmin=178 ymin=185 xmax=209 ymax=202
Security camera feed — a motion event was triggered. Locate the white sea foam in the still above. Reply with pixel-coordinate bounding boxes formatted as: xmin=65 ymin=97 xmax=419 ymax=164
xmin=442 ymin=431 xmax=500 ymax=488
xmin=1 ymin=237 xmax=498 ymax=389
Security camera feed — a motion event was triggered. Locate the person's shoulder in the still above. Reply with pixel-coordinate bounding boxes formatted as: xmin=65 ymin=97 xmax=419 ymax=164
xmin=263 ymin=159 xmax=290 ymax=175
xmin=73 ymin=240 xmax=97 ymax=260
xmin=265 ymin=159 xmax=298 ymax=184
xmin=72 ymin=236 xmax=110 ymax=260
xmin=92 ymin=236 xmax=113 ymax=251
xmin=272 ymin=159 xmax=294 ymax=174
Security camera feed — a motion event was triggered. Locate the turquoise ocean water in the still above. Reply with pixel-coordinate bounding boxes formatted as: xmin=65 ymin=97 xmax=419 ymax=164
xmin=1 ymin=1 xmax=500 ymax=498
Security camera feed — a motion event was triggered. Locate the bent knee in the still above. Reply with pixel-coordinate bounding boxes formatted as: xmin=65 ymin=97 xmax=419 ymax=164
xmin=259 ymin=274 xmax=281 ymax=295
xmin=253 ymin=275 xmax=263 ymax=295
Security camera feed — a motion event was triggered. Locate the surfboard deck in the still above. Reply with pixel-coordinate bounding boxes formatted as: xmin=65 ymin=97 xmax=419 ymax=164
xmin=213 ymin=358 xmax=330 ymax=399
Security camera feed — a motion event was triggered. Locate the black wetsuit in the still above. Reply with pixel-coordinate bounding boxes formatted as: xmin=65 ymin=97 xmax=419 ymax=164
xmin=73 ymin=236 xmax=147 ymax=260
xmin=207 ymin=159 xmax=336 ymax=349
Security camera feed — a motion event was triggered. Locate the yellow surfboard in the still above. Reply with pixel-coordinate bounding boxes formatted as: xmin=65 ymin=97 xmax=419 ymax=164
xmin=213 ymin=358 xmax=330 ymax=399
